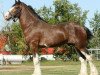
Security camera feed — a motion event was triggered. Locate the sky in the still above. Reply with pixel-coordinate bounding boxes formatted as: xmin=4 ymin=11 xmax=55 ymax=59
xmin=0 ymin=0 xmax=100 ymax=30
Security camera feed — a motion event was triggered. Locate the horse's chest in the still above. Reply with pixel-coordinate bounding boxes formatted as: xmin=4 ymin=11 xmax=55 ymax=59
xmin=24 ymin=30 xmax=41 ymax=43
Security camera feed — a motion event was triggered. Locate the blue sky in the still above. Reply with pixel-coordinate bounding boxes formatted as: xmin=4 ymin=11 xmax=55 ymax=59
xmin=0 ymin=0 xmax=100 ymax=30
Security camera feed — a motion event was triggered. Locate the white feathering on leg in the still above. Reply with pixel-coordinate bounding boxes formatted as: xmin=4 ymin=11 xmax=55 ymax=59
xmin=32 ymin=54 xmax=41 ymax=75
xmin=81 ymin=51 xmax=99 ymax=75
xmin=79 ymin=57 xmax=87 ymax=75
xmin=86 ymin=55 xmax=98 ymax=75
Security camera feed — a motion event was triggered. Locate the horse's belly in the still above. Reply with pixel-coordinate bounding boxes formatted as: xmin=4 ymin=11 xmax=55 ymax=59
xmin=39 ymin=39 xmax=54 ymax=47
xmin=39 ymin=37 xmax=66 ymax=47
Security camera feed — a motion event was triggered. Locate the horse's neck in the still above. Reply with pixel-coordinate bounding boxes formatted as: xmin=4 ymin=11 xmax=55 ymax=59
xmin=19 ymin=6 xmax=39 ymax=31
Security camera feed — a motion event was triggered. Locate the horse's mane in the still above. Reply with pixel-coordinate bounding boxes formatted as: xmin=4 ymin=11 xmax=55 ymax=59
xmin=13 ymin=2 xmax=47 ymax=22
xmin=27 ymin=5 xmax=47 ymax=22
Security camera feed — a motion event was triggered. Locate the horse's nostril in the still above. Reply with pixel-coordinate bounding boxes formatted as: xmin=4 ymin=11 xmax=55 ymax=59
xmin=6 ymin=15 xmax=8 ymax=17
xmin=4 ymin=15 xmax=8 ymax=20
xmin=5 ymin=15 xmax=8 ymax=17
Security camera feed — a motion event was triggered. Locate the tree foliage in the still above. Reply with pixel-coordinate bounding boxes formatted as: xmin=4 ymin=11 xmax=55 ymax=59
xmin=89 ymin=11 xmax=100 ymax=48
xmin=2 ymin=23 xmax=26 ymax=54
xmin=37 ymin=0 xmax=88 ymax=25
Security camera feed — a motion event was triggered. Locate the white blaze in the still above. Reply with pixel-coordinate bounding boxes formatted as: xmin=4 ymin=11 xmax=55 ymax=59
xmin=4 ymin=7 xmax=15 ymax=20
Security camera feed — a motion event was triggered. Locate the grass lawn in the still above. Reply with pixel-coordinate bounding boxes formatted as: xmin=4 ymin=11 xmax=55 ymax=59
xmin=0 ymin=60 xmax=100 ymax=75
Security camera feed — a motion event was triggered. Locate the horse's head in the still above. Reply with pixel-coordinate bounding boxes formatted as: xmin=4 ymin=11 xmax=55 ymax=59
xmin=4 ymin=0 xmax=22 ymax=22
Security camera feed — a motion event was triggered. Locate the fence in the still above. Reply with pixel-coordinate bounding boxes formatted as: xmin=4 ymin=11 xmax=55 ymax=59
xmin=88 ymin=49 xmax=100 ymax=60
xmin=0 ymin=55 xmax=30 ymax=65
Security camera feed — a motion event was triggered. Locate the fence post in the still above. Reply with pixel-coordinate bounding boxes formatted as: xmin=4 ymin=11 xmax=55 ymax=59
xmin=0 ymin=54 xmax=4 ymax=66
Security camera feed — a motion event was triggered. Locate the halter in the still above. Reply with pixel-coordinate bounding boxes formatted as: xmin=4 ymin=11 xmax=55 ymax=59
xmin=8 ymin=8 xmax=21 ymax=22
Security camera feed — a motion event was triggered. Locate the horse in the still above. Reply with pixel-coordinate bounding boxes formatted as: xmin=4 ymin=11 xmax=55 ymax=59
xmin=4 ymin=0 xmax=98 ymax=75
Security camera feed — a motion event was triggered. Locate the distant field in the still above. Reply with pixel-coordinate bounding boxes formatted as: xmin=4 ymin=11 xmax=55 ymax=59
xmin=0 ymin=60 xmax=100 ymax=75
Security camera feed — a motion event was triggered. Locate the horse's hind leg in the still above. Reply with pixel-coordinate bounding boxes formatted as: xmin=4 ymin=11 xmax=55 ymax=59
xmin=76 ymin=49 xmax=88 ymax=75
xmin=81 ymin=50 xmax=98 ymax=75
xmin=79 ymin=57 xmax=87 ymax=75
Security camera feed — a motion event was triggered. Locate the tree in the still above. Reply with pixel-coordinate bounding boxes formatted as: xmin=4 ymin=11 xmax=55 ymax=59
xmin=89 ymin=11 xmax=100 ymax=48
xmin=2 ymin=23 xmax=26 ymax=54
xmin=37 ymin=0 xmax=88 ymax=26
xmin=37 ymin=6 xmax=56 ymax=24
xmin=54 ymin=0 xmax=87 ymax=25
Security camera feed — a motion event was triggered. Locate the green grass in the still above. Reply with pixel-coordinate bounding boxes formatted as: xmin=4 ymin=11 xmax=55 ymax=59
xmin=0 ymin=60 xmax=100 ymax=75
xmin=0 ymin=71 xmax=31 ymax=75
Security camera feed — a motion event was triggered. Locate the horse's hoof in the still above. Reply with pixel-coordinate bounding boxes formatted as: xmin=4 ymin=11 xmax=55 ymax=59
xmin=90 ymin=72 xmax=98 ymax=75
xmin=78 ymin=73 xmax=88 ymax=75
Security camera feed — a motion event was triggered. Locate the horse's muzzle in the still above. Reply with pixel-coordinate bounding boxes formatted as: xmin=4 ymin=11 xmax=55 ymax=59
xmin=4 ymin=12 xmax=11 ymax=21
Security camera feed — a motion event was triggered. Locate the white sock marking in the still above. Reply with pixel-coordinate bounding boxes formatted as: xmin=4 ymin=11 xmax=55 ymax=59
xmin=79 ymin=57 xmax=87 ymax=75
xmin=32 ymin=54 xmax=41 ymax=75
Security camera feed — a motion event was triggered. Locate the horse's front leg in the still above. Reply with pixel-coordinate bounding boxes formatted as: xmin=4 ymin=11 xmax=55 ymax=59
xmin=32 ymin=53 xmax=41 ymax=75
xmin=30 ymin=42 xmax=41 ymax=75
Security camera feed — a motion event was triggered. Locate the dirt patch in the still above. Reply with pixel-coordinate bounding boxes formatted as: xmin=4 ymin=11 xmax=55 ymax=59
xmin=0 ymin=65 xmax=32 ymax=71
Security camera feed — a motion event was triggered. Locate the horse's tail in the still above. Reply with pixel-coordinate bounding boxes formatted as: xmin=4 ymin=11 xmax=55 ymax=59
xmin=84 ymin=26 xmax=93 ymax=41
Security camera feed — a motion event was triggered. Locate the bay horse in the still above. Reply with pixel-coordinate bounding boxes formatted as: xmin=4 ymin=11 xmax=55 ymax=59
xmin=4 ymin=0 xmax=98 ymax=75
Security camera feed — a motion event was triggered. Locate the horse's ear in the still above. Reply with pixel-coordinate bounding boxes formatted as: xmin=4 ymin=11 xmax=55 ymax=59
xmin=15 ymin=0 xmax=17 ymax=3
xmin=18 ymin=0 xmax=21 ymax=2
